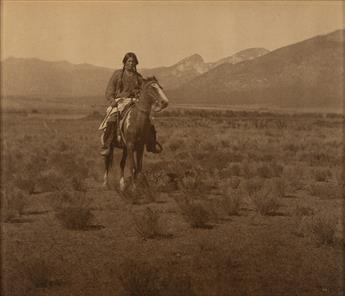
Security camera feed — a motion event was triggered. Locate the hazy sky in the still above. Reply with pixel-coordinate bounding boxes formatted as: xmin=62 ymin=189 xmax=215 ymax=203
xmin=1 ymin=1 xmax=344 ymax=69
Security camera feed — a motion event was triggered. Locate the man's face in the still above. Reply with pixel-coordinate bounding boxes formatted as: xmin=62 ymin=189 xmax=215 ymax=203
xmin=124 ymin=57 xmax=136 ymax=71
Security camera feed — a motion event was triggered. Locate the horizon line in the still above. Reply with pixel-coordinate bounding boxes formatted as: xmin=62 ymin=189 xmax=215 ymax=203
xmin=1 ymin=27 xmax=343 ymax=69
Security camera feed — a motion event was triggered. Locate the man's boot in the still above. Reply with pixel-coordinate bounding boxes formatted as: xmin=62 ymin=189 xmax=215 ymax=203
xmin=100 ymin=121 xmax=116 ymax=156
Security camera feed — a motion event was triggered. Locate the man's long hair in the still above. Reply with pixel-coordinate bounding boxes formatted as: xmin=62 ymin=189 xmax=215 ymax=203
xmin=120 ymin=52 xmax=140 ymax=93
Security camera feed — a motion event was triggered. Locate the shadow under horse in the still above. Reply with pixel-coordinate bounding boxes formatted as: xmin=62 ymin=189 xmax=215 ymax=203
xmin=103 ymin=76 xmax=169 ymax=190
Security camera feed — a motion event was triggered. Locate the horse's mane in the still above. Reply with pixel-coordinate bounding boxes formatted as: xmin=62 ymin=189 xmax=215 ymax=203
xmin=144 ymin=76 xmax=157 ymax=83
xmin=142 ymin=76 xmax=163 ymax=89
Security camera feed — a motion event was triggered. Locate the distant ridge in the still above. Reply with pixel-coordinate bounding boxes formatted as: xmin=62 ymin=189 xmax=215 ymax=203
xmin=141 ymin=49 xmax=269 ymax=89
xmin=210 ymin=48 xmax=269 ymax=68
xmin=169 ymin=29 xmax=344 ymax=110
xmin=1 ymin=57 xmax=113 ymax=97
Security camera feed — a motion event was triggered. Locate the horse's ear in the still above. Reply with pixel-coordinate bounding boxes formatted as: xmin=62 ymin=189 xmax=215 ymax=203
xmin=152 ymin=76 xmax=163 ymax=89
xmin=146 ymin=76 xmax=157 ymax=82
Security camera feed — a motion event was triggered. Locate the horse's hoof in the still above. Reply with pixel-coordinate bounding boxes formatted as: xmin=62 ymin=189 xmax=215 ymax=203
xmin=119 ymin=178 xmax=125 ymax=192
xmin=131 ymin=184 xmax=137 ymax=192
xmin=102 ymin=182 xmax=109 ymax=189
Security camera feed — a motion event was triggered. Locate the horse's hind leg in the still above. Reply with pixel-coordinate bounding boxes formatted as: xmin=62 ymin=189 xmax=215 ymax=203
xmin=119 ymin=148 xmax=127 ymax=191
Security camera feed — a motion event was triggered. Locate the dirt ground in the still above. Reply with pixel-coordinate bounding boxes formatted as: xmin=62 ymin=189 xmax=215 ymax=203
xmin=1 ymin=108 xmax=344 ymax=296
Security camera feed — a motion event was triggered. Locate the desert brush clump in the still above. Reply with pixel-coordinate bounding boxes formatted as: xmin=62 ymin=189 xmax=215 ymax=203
xmin=293 ymin=209 xmax=338 ymax=245
xmin=309 ymin=213 xmax=338 ymax=245
xmin=294 ymin=205 xmax=315 ymax=217
xmin=228 ymin=176 xmax=241 ymax=189
xmin=282 ymin=165 xmax=305 ymax=193
xmin=37 ymin=168 xmax=66 ymax=193
xmin=1 ymin=188 xmax=28 ymax=222
xmin=293 ymin=205 xmax=315 ymax=237
xmin=47 ymin=151 xmax=90 ymax=185
xmin=168 ymin=138 xmax=186 ymax=152
xmin=256 ymin=164 xmax=273 ymax=179
xmin=44 ymin=151 xmax=97 ymax=229
xmin=241 ymin=161 xmax=257 ymax=179
xmin=174 ymin=163 xmax=219 ymax=195
xmin=176 ymin=196 xmax=211 ymax=228
xmin=24 ymin=257 xmax=65 ymax=289
xmin=55 ymin=206 xmax=94 ymax=230
xmin=221 ymin=184 xmax=242 ymax=216
xmin=308 ymin=182 xmax=342 ymax=199
xmin=10 ymin=152 xmax=48 ymax=194
xmin=249 ymin=179 xmax=281 ymax=216
xmin=245 ymin=177 xmax=265 ymax=197
xmin=118 ymin=259 xmax=161 ymax=296
xmin=271 ymin=177 xmax=286 ymax=198
xmin=54 ymin=189 xmax=94 ymax=230
xmin=133 ymin=207 xmax=170 ymax=239
xmin=144 ymin=166 xmax=175 ymax=192
xmin=3 ymin=257 xmax=65 ymax=296
xmin=312 ymin=168 xmax=332 ymax=182
xmin=118 ymin=257 xmax=195 ymax=296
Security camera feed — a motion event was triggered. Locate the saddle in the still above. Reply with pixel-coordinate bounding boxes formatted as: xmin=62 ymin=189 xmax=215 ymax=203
xmin=100 ymin=99 xmax=163 ymax=153
xmin=98 ymin=98 xmax=136 ymax=130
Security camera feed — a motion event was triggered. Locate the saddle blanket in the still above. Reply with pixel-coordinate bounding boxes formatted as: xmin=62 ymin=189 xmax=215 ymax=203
xmin=98 ymin=98 xmax=137 ymax=130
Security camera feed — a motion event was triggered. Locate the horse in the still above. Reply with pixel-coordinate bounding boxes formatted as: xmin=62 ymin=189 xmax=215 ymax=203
xmin=103 ymin=76 xmax=169 ymax=190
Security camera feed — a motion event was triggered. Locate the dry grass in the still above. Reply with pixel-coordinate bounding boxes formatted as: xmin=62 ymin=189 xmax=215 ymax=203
xmin=2 ymin=108 xmax=344 ymax=295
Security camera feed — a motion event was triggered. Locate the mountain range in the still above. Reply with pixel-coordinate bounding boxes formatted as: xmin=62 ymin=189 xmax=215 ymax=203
xmin=1 ymin=29 xmax=343 ymax=110
xmin=1 ymin=47 xmax=268 ymax=97
xmin=141 ymin=48 xmax=269 ymax=90
xmin=170 ymin=30 xmax=344 ymax=109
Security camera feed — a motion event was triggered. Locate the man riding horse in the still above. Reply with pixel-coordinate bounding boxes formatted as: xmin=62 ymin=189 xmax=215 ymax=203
xmin=100 ymin=52 xmax=161 ymax=156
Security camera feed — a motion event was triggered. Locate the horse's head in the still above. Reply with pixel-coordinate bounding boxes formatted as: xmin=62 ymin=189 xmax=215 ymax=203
xmin=140 ymin=76 xmax=169 ymax=113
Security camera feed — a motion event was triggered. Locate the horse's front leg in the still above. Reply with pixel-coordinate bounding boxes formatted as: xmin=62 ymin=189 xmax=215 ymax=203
xmin=103 ymin=148 xmax=114 ymax=188
xmin=127 ymin=143 xmax=136 ymax=187
xmin=135 ymin=144 xmax=144 ymax=179
xmin=119 ymin=148 xmax=127 ymax=191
